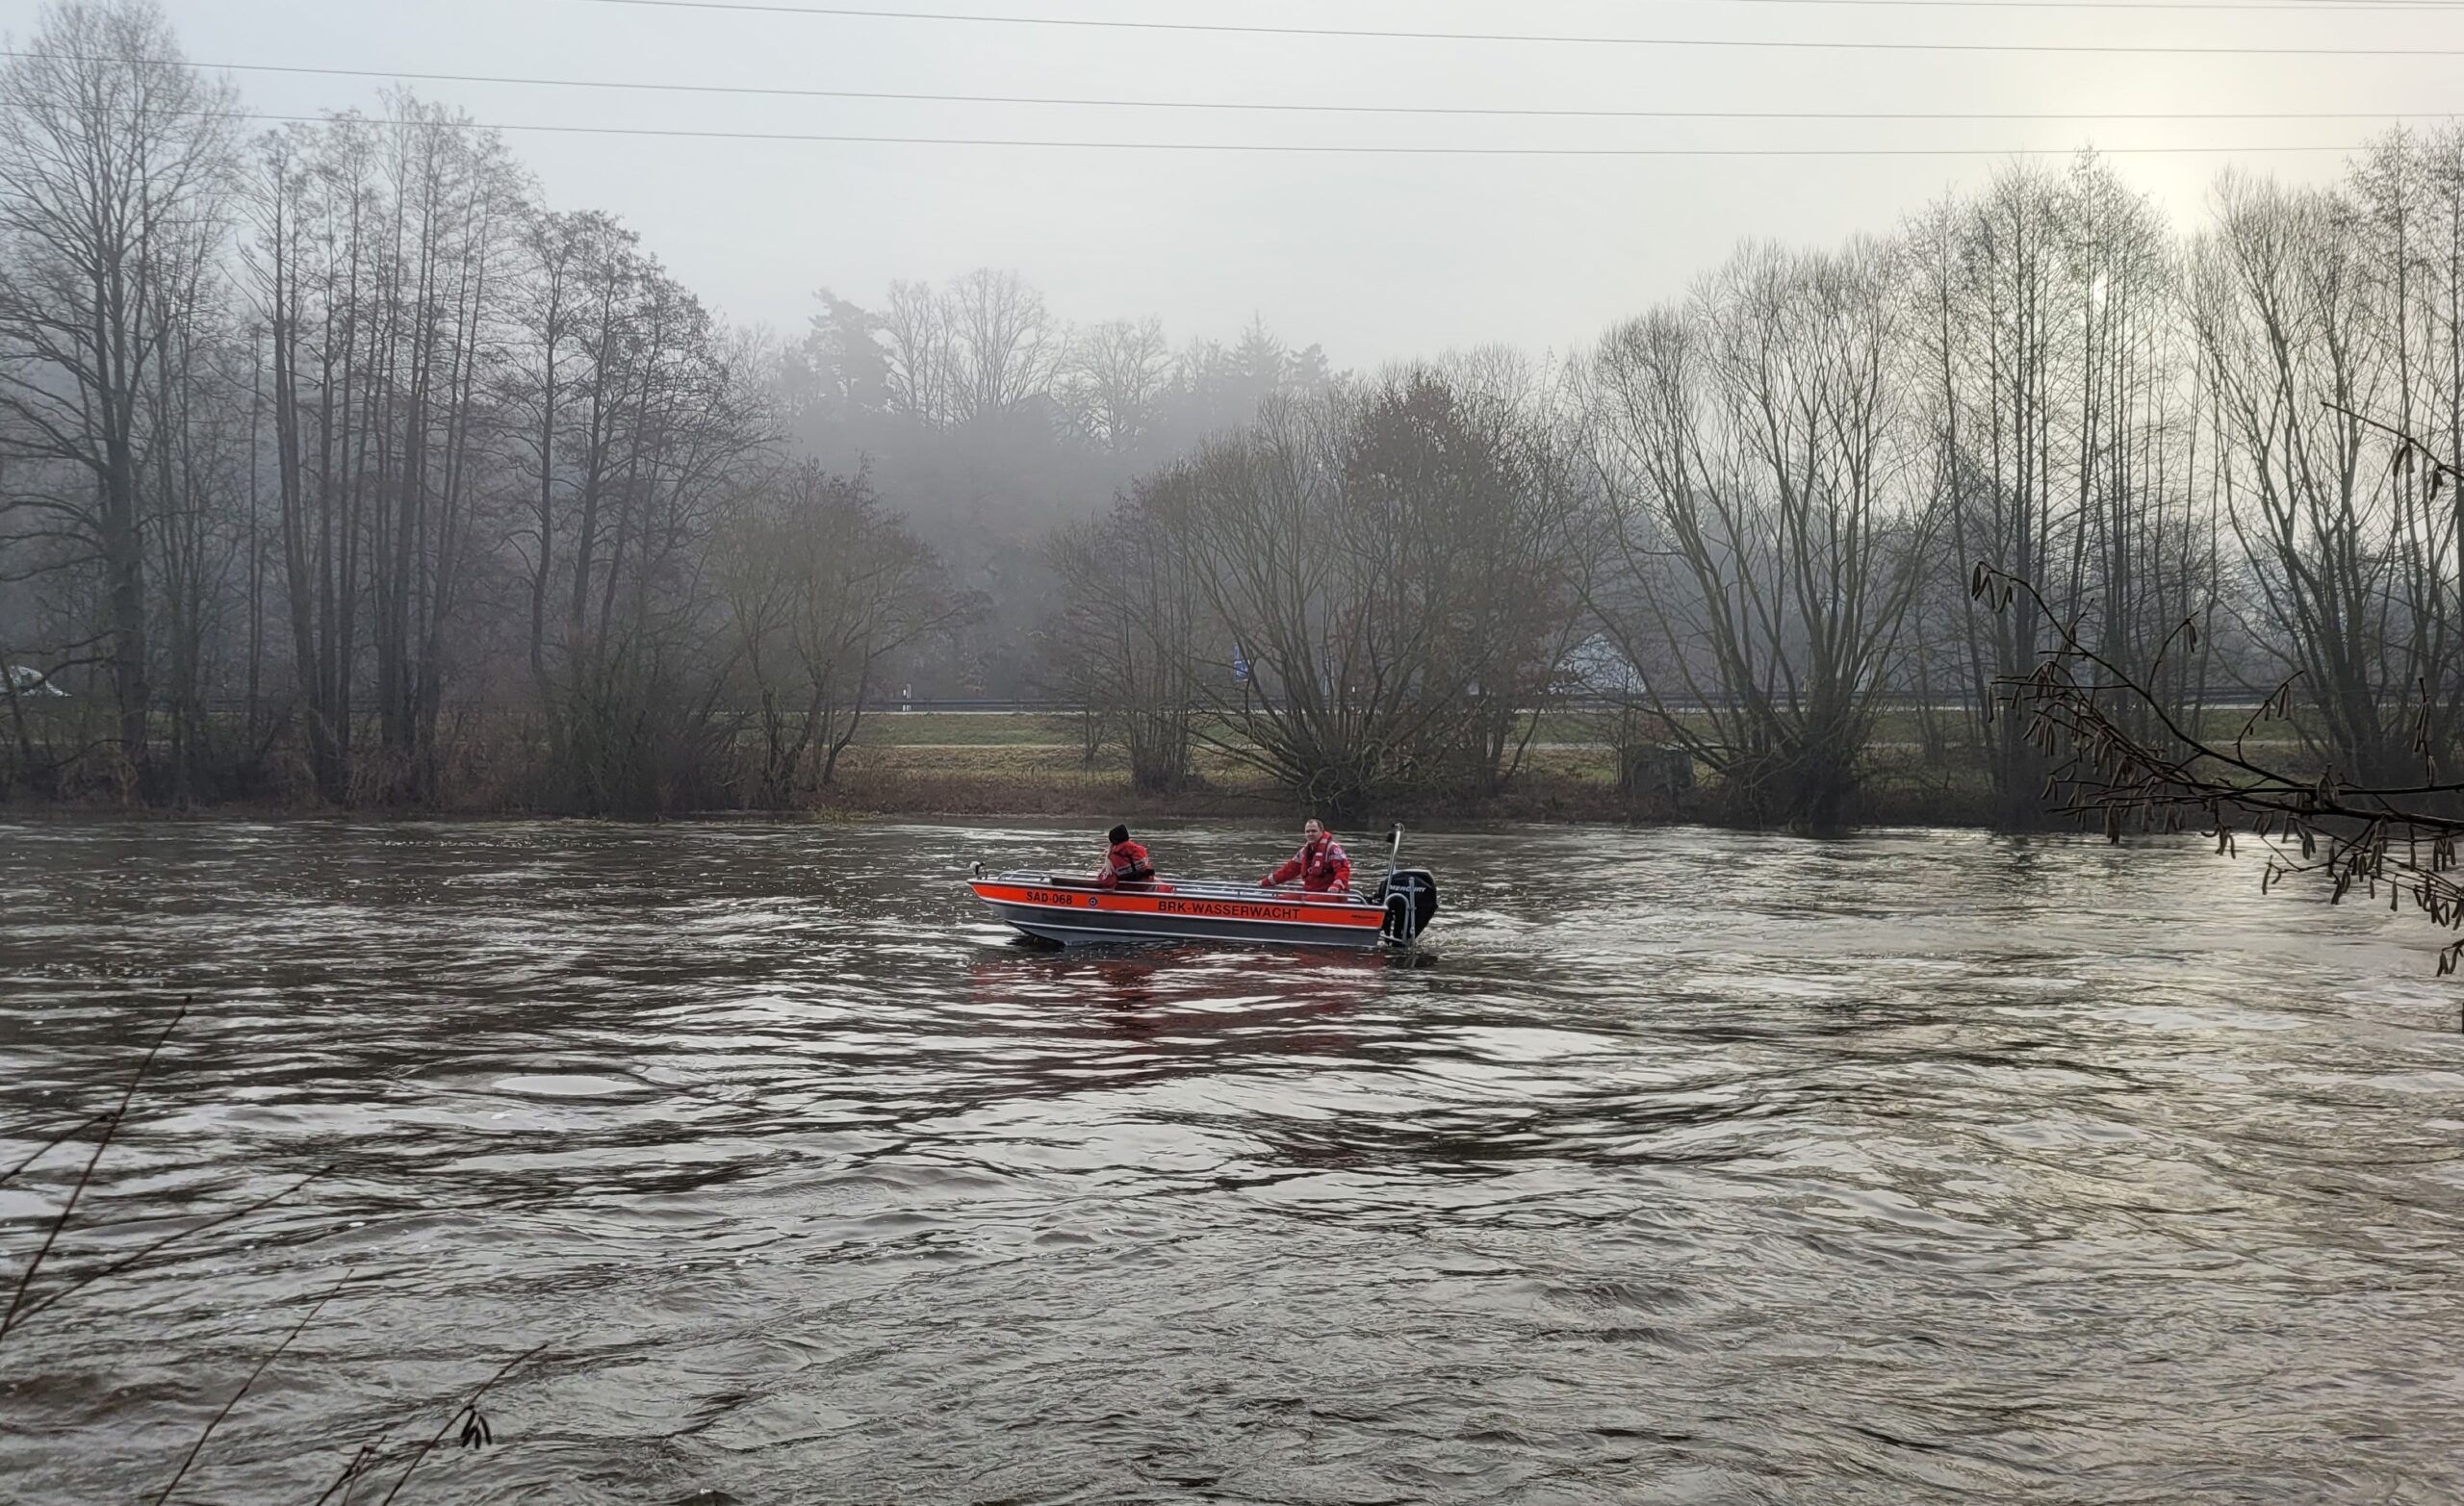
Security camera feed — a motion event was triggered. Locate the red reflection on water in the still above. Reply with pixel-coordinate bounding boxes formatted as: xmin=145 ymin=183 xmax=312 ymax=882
xmin=966 ymin=943 xmax=1393 ymax=1049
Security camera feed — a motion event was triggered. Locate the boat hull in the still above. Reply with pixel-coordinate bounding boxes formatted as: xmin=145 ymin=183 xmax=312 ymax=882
xmin=968 ymin=873 xmax=1392 ymax=951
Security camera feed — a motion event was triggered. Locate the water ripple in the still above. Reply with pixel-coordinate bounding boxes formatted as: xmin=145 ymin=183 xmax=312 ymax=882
xmin=1 ymin=818 xmax=2458 ymax=1504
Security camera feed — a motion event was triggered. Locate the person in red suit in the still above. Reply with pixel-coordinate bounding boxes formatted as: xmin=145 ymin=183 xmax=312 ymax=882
xmin=1093 ymin=824 xmax=1155 ymax=889
xmin=1261 ymin=819 xmax=1351 ymax=894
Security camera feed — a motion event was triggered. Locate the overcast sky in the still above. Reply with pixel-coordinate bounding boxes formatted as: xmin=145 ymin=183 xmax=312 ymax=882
xmin=3 ymin=0 xmax=2456 ymax=367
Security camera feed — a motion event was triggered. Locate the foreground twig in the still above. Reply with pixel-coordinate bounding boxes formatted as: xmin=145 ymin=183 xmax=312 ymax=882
xmin=374 ymin=1342 xmax=550 ymax=1505
xmin=0 ymin=1113 xmax=111 ymax=1190
xmin=1 ymin=1001 xmax=188 ymax=1344
xmin=7 ymin=1166 xmax=334 ymax=1332
xmin=151 ymin=1265 xmax=359 ymax=1505
xmin=1974 ymin=553 xmax=2464 ymax=975
xmin=4 ymin=997 xmax=553 ymax=1500
xmin=306 ymin=1442 xmax=385 ymax=1506
xmin=2323 ymin=399 xmax=2463 ymax=494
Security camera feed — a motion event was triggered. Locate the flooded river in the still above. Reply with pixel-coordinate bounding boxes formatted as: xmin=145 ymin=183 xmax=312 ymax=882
xmin=2 ymin=819 xmax=2459 ymax=1503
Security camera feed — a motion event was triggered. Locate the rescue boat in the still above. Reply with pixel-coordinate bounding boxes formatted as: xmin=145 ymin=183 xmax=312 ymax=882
xmin=968 ymin=826 xmax=1439 ymax=952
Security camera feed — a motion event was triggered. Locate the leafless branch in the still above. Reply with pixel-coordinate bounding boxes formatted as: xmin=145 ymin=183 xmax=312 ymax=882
xmin=1 ymin=999 xmax=188 ymax=1344
xmin=0 ymin=1112 xmax=110 ymax=1189
xmin=373 ymin=1341 xmax=549 ymax=1505
xmin=1977 ymin=538 xmax=2464 ymax=974
xmin=151 ymin=1265 xmax=360 ymax=1505
xmin=7 ymin=1166 xmax=333 ymax=1331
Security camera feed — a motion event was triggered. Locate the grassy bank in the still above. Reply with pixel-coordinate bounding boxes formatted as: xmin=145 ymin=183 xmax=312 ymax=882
xmin=0 ymin=707 xmax=2177 ymax=829
xmin=807 ymin=715 xmax=2019 ymax=828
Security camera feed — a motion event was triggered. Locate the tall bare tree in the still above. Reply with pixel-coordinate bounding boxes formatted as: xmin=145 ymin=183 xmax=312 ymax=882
xmin=2193 ymin=170 xmax=2454 ymax=788
xmin=879 ymin=277 xmax=957 ymax=431
xmin=1042 ymin=473 xmax=1202 ymax=791
xmin=0 ymin=0 xmax=237 ymax=772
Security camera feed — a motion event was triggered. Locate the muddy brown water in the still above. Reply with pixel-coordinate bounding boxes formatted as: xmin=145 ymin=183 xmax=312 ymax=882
xmin=1 ymin=818 xmax=2459 ymax=1503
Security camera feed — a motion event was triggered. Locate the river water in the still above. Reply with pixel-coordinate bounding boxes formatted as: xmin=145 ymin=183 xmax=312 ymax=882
xmin=0 ymin=818 xmax=2458 ymax=1504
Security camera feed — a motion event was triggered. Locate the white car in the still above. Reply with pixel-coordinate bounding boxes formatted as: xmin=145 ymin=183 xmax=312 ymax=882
xmin=6 ymin=665 xmax=65 ymax=697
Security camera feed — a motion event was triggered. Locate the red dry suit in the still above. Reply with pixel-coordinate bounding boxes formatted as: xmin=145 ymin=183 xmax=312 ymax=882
xmin=1094 ymin=838 xmax=1154 ymax=890
xmin=1266 ymin=834 xmax=1351 ymax=894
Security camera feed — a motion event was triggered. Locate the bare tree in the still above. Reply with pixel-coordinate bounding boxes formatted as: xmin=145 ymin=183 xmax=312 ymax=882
xmin=2193 ymin=169 xmax=2456 ymax=788
xmin=1144 ymin=368 xmax=1584 ymax=812
xmin=0 ymin=1 xmax=238 ymax=774
xmin=551 ymin=266 xmax=772 ymax=812
xmin=720 ymin=460 xmax=964 ymax=801
xmin=1896 ymin=158 xmax=2220 ymax=825
xmin=1042 ymin=475 xmax=1201 ymax=791
xmin=368 ymin=96 xmax=524 ymax=790
xmin=1061 ymin=316 xmax=1171 ymax=455
xmin=244 ymin=101 xmax=528 ymax=801
xmin=147 ymin=279 xmax=253 ymax=802
xmin=1980 ymin=529 xmax=2464 ymax=976
xmin=947 ymin=268 xmax=1060 ymax=425
xmin=245 ymin=112 xmax=380 ymax=799
xmin=1584 ymin=241 xmax=1930 ymax=826
xmin=879 ymin=277 xmax=957 ymax=430
xmin=502 ymin=208 xmax=599 ymax=683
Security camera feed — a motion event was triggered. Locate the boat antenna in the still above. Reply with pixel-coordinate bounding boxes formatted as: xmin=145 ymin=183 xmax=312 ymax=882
xmin=1384 ymin=823 xmax=1403 ymax=890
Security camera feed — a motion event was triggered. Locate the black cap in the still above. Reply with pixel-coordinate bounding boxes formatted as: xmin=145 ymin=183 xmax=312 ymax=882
xmin=1108 ymin=824 xmax=1131 ymax=845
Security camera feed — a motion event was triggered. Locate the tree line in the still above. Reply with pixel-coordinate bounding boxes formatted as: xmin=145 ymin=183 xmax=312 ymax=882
xmin=0 ymin=1 xmax=1320 ymax=811
xmin=4 ymin=0 xmax=2460 ymax=825
xmin=1054 ymin=140 xmax=2464 ymax=826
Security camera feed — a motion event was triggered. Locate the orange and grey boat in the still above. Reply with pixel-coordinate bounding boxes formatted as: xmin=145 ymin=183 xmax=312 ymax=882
xmin=968 ymin=828 xmax=1438 ymax=951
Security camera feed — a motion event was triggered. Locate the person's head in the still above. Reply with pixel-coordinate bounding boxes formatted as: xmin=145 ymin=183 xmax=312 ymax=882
xmin=1108 ymin=824 xmax=1131 ymax=846
xmin=1302 ymin=818 xmax=1326 ymax=843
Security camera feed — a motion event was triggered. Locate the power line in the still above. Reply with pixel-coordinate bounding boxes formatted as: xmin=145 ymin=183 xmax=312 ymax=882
xmin=218 ymin=112 xmax=2363 ymax=154
xmin=1613 ymin=0 xmax=2464 ymax=8
xmin=558 ymin=0 xmax=2464 ymax=56
xmin=6 ymin=53 xmax=2450 ymax=123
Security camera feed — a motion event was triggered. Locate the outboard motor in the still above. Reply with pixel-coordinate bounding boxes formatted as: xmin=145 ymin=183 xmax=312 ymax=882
xmin=1374 ymin=869 xmax=1439 ymax=944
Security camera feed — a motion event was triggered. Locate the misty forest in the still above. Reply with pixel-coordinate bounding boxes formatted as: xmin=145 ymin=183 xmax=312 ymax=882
xmin=5 ymin=1 xmax=2462 ymax=829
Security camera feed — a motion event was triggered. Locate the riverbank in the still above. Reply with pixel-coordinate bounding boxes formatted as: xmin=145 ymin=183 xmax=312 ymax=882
xmin=797 ymin=738 xmax=2006 ymax=828
xmin=1 ymin=737 xmax=2013 ymax=830
xmin=2 ymin=706 xmax=2294 ymax=828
